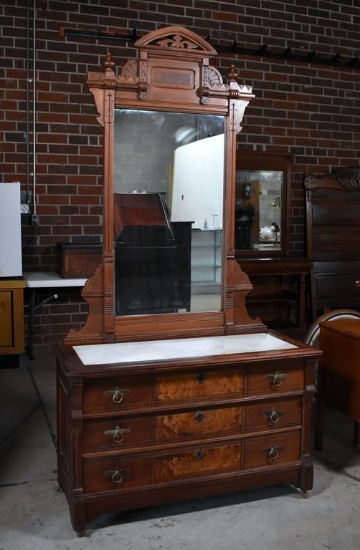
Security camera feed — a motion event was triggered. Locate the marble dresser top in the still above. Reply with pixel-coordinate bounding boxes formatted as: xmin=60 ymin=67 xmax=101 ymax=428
xmin=74 ymin=332 xmax=297 ymax=366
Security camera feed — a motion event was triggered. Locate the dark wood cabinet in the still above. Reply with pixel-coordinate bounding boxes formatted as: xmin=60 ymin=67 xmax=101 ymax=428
xmin=234 ymin=152 xmax=312 ymax=337
xmin=304 ymin=169 xmax=360 ymax=321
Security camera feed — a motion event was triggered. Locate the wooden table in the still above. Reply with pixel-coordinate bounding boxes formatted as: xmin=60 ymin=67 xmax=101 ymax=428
xmin=315 ymin=318 xmax=360 ymax=449
xmin=23 ymin=272 xmax=87 ymax=360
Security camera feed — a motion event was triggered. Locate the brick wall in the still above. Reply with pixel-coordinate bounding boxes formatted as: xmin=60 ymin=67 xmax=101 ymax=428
xmin=1 ymin=0 xmax=360 ymax=343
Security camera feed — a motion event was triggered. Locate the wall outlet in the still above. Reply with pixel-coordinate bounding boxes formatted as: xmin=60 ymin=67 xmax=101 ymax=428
xmin=31 ymin=213 xmax=39 ymax=225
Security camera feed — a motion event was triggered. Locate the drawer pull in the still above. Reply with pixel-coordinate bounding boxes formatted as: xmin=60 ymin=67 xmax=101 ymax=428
xmin=262 ymin=445 xmax=282 ymax=460
xmin=104 ymin=425 xmax=131 ymax=443
xmin=196 ymin=373 xmax=207 ymax=384
xmin=106 ymin=467 xmax=129 ymax=484
xmin=104 ymin=387 xmax=130 ymax=404
xmin=265 ymin=371 xmax=287 ymax=388
xmin=263 ymin=408 xmax=283 ymax=425
xmin=194 ymin=411 xmax=205 ymax=422
xmin=193 ymin=449 xmax=205 ymax=460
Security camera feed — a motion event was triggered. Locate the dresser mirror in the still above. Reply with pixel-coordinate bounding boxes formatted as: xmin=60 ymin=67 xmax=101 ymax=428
xmin=65 ymin=26 xmax=264 ymax=345
xmin=235 ymin=151 xmax=292 ymax=257
xmin=113 ymin=109 xmax=224 ymax=316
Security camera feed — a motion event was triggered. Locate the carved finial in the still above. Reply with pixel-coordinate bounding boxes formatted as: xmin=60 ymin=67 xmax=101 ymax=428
xmin=103 ymin=52 xmax=116 ymax=72
xmin=227 ymin=65 xmax=239 ymax=81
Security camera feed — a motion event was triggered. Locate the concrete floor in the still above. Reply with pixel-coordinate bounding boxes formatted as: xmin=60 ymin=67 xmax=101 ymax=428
xmin=0 ymin=346 xmax=359 ymax=550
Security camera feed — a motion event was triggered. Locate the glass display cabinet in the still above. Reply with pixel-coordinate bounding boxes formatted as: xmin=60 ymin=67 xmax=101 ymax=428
xmin=54 ymin=26 xmax=320 ymax=535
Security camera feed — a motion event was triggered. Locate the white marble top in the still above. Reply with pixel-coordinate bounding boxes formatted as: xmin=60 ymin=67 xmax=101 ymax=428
xmin=74 ymin=333 xmax=297 ymax=366
xmin=24 ymin=272 xmax=87 ymax=288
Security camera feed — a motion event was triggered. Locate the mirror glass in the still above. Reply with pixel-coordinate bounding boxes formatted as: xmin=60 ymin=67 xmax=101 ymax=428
xmin=235 ymin=169 xmax=282 ymax=251
xmin=113 ymin=109 xmax=225 ymax=316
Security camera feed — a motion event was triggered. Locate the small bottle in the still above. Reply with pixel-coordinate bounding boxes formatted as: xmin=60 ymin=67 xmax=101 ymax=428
xmin=204 ymin=218 xmax=208 ymax=229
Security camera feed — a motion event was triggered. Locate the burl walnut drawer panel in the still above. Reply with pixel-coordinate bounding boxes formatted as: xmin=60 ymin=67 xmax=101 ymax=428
xmin=246 ymin=362 xmax=304 ymax=396
xmin=245 ymin=397 xmax=302 ymax=433
xmin=156 ymin=406 xmax=241 ymax=441
xmin=155 ymin=444 xmax=241 ymax=480
xmin=83 ymin=417 xmax=153 ymax=454
xmin=83 ymin=456 xmax=151 ymax=493
xmin=244 ymin=430 xmax=301 ymax=469
xmin=157 ymin=369 xmax=243 ymax=401
xmin=83 ymin=375 xmax=153 ymax=414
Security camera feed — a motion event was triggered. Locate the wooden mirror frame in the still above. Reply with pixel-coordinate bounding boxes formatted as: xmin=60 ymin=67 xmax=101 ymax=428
xmin=65 ymin=26 xmax=265 ymax=346
xmin=234 ymin=151 xmax=292 ymax=259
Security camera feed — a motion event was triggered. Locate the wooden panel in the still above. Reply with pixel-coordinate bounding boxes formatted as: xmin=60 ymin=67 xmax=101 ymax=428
xmin=244 ymin=430 xmax=301 ymax=469
xmin=155 ymin=444 xmax=241 ymax=480
xmin=157 ymin=369 xmax=243 ymax=401
xmin=0 ymin=290 xmax=13 ymax=348
xmin=83 ymin=376 xmax=153 ymax=414
xmin=245 ymin=397 xmax=302 ymax=432
xmin=0 ymin=282 xmax=25 ymax=354
xmin=83 ymin=417 xmax=153 ymax=453
xmin=156 ymin=407 xmax=241 ymax=440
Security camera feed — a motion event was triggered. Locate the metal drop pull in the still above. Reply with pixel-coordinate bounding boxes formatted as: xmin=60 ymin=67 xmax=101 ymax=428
xmin=104 ymin=425 xmax=131 ymax=444
xmin=193 ymin=449 xmax=205 ymax=460
xmin=105 ymin=467 xmax=129 ymax=484
xmin=265 ymin=371 xmax=287 ymax=388
xmin=262 ymin=445 xmax=282 ymax=460
xmin=104 ymin=386 xmax=130 ymax=403
xmin=196 ymin=373 xmax=207 ymax=384
xmin=263 ymin=408 xmax=283 ymax=425
xmin=194 ymin=411 xmax=205 ymax=422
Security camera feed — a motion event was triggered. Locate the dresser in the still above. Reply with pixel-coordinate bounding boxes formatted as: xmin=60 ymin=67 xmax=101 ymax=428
xmin=57 ymin=25 xmax=321 ymax=535
xmin=55 ymin=332 xmax=319 ymax=535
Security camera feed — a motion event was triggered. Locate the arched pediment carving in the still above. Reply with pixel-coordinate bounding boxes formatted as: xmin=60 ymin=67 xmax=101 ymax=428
xmin=135 ymin=25 xmax=217 ymax=56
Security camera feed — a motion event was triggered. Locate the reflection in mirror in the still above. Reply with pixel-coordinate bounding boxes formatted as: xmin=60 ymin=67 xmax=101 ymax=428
xmin=113 ymin=109 xmax=225 ymax=316
xmin=235 ymin=169 xmax=282 ymax=251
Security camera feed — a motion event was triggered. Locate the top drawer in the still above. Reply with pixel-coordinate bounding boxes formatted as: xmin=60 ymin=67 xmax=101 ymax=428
xmin=156 ymin=368 xmax=243 ymax=402
xmin=246 ymin=361 xmax=304 ymax=395
xmin=83 ymin=375 xmax=152 ymax=414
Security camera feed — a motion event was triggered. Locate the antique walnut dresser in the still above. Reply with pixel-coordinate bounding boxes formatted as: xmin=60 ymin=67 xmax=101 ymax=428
xmin=54 ymin=26 xmax=321 ymax=535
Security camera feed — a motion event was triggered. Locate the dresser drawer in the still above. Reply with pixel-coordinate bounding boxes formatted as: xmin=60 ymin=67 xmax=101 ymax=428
xmin=83 ymin=417 xmax=153 ymax=454
xmin=157 ymin=369 xmax=243 ymax=401
xmin=156 ymin=406 xmax=241 ymax=441
xmin=83 ymin=375 xmax=153 ymax=414
xmin=244 ymin=430 xmax=301 ymax=469
xmin=247 ymin=362 xmax=304 ymax=396
xmin=155 ymin=443 xmax=241 ymax=480
xmin=83 ymin=456 xmax=151 ymax=493
xmin=245 ymin=397 xmax=302 ymax=432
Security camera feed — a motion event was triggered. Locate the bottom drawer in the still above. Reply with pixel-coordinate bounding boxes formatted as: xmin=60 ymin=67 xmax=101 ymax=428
xmin=83 ymin=431 xmax=301 ymax=494
xmin=244 ymin=430 xmax=301 ymax=469
xmin=83 ymin=456 xmax=151 ymax=493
